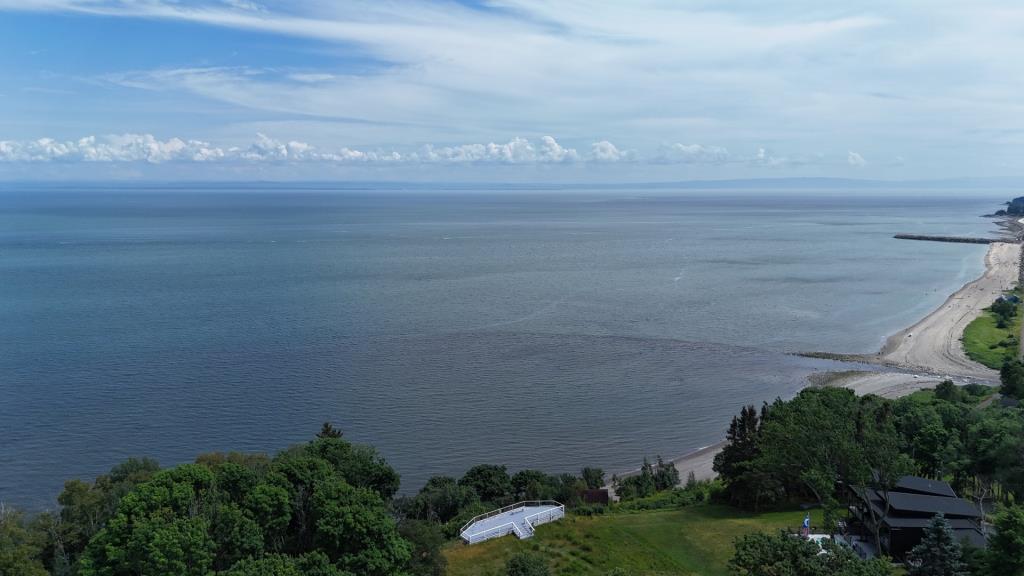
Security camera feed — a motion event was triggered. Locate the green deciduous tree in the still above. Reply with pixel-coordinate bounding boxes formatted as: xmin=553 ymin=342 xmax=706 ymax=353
xmin=1000 ymin=360 xmax=1024 ymax=399
xmin=987 ymin=505 xmax=1024 ymax=575
xmin=397 ymin=520 xmax=447 ymax=576
xmin=311 ymin=478 xmax=411 ymax=576
xmin=400 ymin=476 xmax=479 ymax=525
xmin=581 ymin=467 xmax=605 ymax=490
xmin=0 ymin=506 xmax=49 ymax=576
xmin=458 ymin=465 xmax=513 ymax=505
xmin=730 ymin=531 xmax=893 ymax=576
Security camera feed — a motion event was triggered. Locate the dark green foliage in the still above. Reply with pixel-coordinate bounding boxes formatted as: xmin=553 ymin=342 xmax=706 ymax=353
xmin=67 ymin=434 xmax=411 ymax=576
xmin=729 ymin=531 xmax=893 ymax=576
xmin=615 ymin=456 xmax=679 ymax=500
xmin=714 ymin=405 xmax=773 ymax=509
xmin=1000 ymin=360 xmax=1024 ymax=399
xmin=991 ymin=298 xmax=1017 ymax=325
xmin=458 ymin=464 xmax=513 ymax=505
xmin=220 ymin=551 xmax=345 ymax=576
xmin=906 ymin=514 xmax=967 ymax=576
xmin=653 ymin=456 xmax=680 ymax=491
xmin=505 ymin=552 xmax=550 ymax=576
xmin=397 ymin=520 xmax=447 ymax=576
xmin=400 ymin=476 xmax=479 ymax=524
xmin=310 ymin=478 xmax=410 ymax=575
xmin=52 ymin=457 xmax=161 ymax=572
xmin=303 ymin=438 xmax=401 ymax=500
xmin=581 ymin=467 xmax=605 ymax=489
xmin=316 ymin=422 xmax=344 ymax=439
xmin=0 ymin=507 xmax=49 ymax=576
xmin=512 ymin=469 xmax=549 ymax=500
xmin=615 ymin=479 xmax=722 ymax=512
xmin=986 ymin=505 xmax=1024 ymax=575
xmin=1004 ymin=197 xmax=1024 ymax=216
xmin=935 ymin=380 xmax=966 ymax=404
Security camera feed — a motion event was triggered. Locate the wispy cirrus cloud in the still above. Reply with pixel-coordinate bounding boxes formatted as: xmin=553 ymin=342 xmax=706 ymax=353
xmin=3 ymin=1 xmax=1022 ymax=178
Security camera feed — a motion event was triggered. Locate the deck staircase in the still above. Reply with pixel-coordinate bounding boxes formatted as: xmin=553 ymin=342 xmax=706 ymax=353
xmin=459 ymin=500 xmax=564 ymax=544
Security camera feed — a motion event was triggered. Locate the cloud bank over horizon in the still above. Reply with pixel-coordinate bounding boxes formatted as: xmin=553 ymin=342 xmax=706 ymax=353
xmin=0 ymin=133 xmax=869 ymax=171
xmin=1 ymin=1 xmax=1022 ymax=180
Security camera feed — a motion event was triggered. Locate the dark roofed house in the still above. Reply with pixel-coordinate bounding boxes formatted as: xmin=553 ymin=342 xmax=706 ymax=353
xmin=892 ymin=476 xmax=958 ymax=498
xmin=850 ymin=476 xmax=985 ymax=559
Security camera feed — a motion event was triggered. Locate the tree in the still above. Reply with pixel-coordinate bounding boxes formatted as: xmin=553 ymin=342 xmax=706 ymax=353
xmin=934 ymin=380 xmax=966 ymax=404
xmin=714 ymin=404 xmax=774 ymax=509
xmin=54 ymin=457 xmax=161 ymax=571
xmin=74 ymin=434 xmax=416 ymax=576
xmin=512 ymin=469 xmax=550 ymax=500
xmin=0 ymin=506 xmax=48 ymax=576
xmin=78 ymin=465 xmax=219 ymax=576
xmin=458 ymin=465 xmax=513 ymax=504
xmin=310 ymin=478 xmax=411 ymax=576
xmin=987 ymin=505 xmax=1024 ymax=575
xmin=1000 ymin=360 xmax=1024 ymax=398
xmin=304 ymin=438 xmax=401 ymax=499
xmin=755 ymin=388 xmax=868 ymax=528
xmin=730 ymin=530 xmax=893 ymax=576
xmin=402 ymin=476 xmax=478 ymax=525
xmin=506 ymin=552 xmax=550 ymax=576
xmin=905 ymin=514 xmax=967 ymax=576
xmin=222 ymin=551 xmax=343 ymax=576
xmin=653 ymin=456 xmax=680 ymax=491
xmin=317 ymin=422 xmax=344 ymax=439
xmin=858 ymin=396 xmax=915 ymax=551
xmin=398 ymin=520 xmax=447 ymax=576
xmin=581 ymin=467 xmax=605 ymax=489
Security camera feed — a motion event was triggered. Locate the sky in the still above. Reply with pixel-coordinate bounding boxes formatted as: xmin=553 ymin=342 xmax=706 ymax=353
xmin=1 ymin=1 xmax=1023 ymax=182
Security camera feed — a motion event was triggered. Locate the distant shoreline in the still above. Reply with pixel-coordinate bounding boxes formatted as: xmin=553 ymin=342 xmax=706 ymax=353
xmin=654 ymin=217 xmax=1023 ymax=485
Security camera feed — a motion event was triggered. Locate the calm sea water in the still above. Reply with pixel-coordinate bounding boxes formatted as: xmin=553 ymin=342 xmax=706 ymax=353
xmin=0 ymin=187 xmax=1004 ymax=508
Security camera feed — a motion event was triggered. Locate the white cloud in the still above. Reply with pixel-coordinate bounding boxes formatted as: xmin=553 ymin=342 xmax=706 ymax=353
xmin=415 ymin=136 xmax=577 ymax=164
xmin=0 ymin=134 xmax=852 ymax=172
xmin=4 ymin=2 xmax=1024 ymax=178
xmin=848 ymin=151 xmax=867 ymax=167
xmin=655 ymin=143 xmax=731 ymax=164
xmin=589 ymin=140 xmax=634 ymax=162
xmin=0 ymin=134 xmax=589 ymax=165
xmin=0 ymin=134 xmax=227 ymax=163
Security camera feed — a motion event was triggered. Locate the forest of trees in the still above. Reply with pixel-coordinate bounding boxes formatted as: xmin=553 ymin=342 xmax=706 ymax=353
xmin=0 ymin=424 xmax=616 ymax=576
xmin=7 ymin=368 xmax=1024 ymax=575
xmin=714 ymin=375 xmax=1024 ymax=575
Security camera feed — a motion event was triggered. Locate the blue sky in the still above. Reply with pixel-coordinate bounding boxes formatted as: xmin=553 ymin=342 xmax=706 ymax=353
xmin=1 ymin=1 xmax=1022 ymax=181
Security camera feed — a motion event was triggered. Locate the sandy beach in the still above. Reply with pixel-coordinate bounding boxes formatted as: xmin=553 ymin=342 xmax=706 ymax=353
xmin=868 ymin=241 xmax=1020 ymax=380
xmin=664 ymin=240 xmax=1021 ymax=484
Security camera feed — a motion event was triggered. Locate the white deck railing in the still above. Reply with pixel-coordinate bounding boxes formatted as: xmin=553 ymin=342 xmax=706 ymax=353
xmin=459 ymin=500 xmax=565 ymax=544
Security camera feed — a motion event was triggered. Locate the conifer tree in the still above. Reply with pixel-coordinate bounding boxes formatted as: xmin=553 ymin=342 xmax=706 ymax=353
xmin=906 ymin=513 xmax=967 ymax=576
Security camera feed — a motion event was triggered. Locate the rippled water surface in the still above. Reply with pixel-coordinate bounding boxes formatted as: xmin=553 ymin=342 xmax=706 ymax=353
xmin=0 ymin=187 xmax=1004 ymax=507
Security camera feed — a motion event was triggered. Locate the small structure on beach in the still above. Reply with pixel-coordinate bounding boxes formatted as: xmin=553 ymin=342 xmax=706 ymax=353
xmin=459 ymin=500 xmax=565 ymax=545
xmin=849 ymin=475 xmax=985 ymax=559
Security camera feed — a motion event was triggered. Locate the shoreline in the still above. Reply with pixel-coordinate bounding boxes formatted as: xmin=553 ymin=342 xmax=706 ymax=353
xmin=662 ymin=236 xmax=1022 ymax=484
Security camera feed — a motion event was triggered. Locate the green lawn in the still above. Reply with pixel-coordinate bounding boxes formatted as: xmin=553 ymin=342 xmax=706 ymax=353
xmin=962 ymin=298 xmax=1021 ymax=369
xmin=443 ymin=505 xmax=823 ymax=576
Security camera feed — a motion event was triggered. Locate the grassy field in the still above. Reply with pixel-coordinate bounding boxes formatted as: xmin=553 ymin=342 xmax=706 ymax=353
xmin=444 ymin=505 xmax=822 ymax=576
xmin=962 ymin=295 xmax=1022 ymax=369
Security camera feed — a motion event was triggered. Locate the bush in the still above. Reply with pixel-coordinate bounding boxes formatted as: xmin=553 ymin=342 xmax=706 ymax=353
xmin=506 ymin=553 xmax=549 ymax=576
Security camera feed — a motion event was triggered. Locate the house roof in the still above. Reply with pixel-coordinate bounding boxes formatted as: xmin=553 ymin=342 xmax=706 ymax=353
xmin=952 ymin=528 xmax=988 ymax=549
xmin=883 ymin=516 xmax=981 ymax=530
xmin=883 ymin=491 xmax=981 ymax=518
xmin=893 ymin=476 xmax=958 ymax=498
